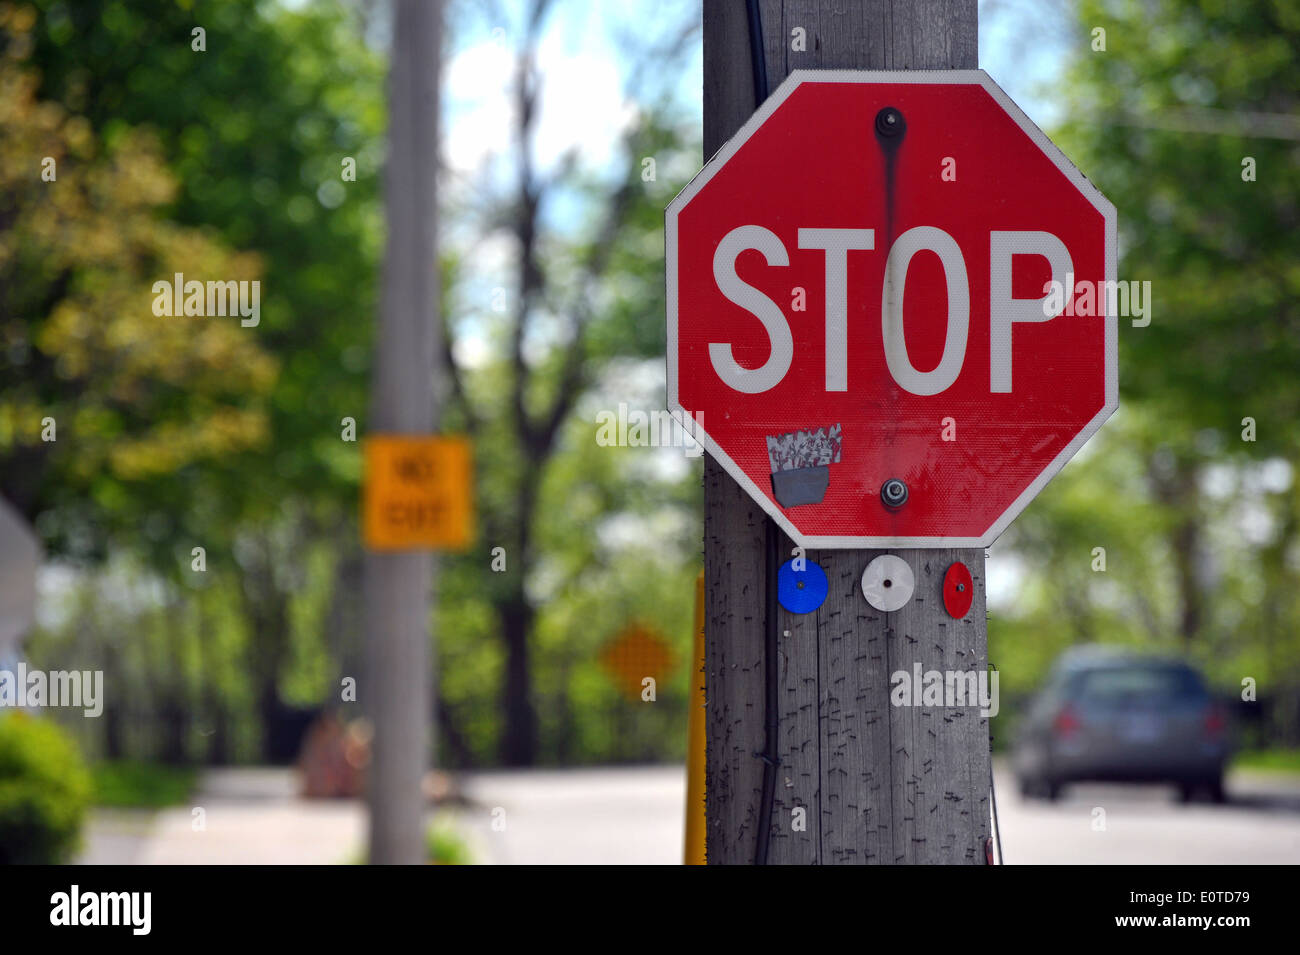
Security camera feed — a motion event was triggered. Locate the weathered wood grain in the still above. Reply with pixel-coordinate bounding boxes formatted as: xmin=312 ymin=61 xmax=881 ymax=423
xmin=703 ymin=0 xmax=988 ymax=865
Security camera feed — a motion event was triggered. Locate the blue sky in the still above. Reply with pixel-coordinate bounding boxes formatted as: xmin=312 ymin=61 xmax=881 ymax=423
xmin=443 ymin=0 xmax=1074 ymax=181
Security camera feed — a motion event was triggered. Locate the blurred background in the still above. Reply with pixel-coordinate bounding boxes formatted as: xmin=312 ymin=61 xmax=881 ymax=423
xmin=0 ymin=0 xmax=1297 ymax=864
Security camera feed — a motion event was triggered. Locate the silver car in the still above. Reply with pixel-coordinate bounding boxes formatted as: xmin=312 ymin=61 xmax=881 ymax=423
xmin=1013 ymin=646 xmax=1231 ymax=802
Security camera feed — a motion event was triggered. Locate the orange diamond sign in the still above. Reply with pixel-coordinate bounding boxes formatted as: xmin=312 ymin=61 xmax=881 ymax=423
xmin=599 ymin=623 xmax=674 ymax=701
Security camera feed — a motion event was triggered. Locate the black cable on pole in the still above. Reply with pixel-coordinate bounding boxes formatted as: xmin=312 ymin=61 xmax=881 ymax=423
xmin=989 ymin=663 xmax=1005 ymax=864
xmin=746 ymin=0 xmax=778 ymax=868
xmin=745 ymin=0 xmax=770 ymax=105
xmin=989 ymin=761 xmax=1004 ymax=864
xmin=755 ymin=516 xmax=781 ymax=865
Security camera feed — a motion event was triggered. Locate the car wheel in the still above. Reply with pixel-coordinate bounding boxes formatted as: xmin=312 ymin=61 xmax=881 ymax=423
xmin=1044 ymin=779 xmax=1062 ymax=802
xmin=1178 ymin=779 xmax=1225 ymax=804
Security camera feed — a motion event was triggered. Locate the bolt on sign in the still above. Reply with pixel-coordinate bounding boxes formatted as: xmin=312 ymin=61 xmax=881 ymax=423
xmin=599 ymin=622 xmax=674 ymax=701
xmin=362 ymin=435 xmax=473 ymax=551
xmin=666 ymin=71 xmax=1118 ymax=547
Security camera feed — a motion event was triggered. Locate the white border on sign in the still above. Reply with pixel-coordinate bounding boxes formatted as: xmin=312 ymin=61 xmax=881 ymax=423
xmin=665 ymin=69 xmax=1119 ymax=549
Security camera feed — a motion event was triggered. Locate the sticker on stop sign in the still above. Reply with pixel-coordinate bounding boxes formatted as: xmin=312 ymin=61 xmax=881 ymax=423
xmin=666 ymin=71 xmax=1117 ymax=548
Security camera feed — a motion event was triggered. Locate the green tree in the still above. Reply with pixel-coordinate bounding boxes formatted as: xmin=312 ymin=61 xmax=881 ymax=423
xmin=0 ymin=3 xmax=276 ymax=531
xmin=21 ymin=0 xmax=385 ymax=758
xmin=437 ymin=0 xmax=701 ymax=764
xmin=993 ymin=0 xmax=1300 ymax=741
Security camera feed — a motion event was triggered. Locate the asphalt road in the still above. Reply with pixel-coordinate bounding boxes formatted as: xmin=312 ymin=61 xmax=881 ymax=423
xmin=79 ymin=763 xmax=1300 ymax=864
xmin=456 ymin=763 xmax=1300 ymax=865
xmin=995 ymin=766 xmax=1300 ymax=865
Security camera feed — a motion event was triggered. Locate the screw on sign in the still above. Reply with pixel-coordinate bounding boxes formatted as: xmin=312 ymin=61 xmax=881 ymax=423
xmin=667 ymin=71 xmax=1117 ymax=547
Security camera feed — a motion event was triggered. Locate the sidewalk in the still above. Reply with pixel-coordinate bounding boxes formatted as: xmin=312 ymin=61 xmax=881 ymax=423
xmin=78 ymin=768 xmax=366 ymax=865
xmin=78 ymin=762 xmax=1300 ymax=864
xmin=78 ymin=765 xmax=685 ymax=865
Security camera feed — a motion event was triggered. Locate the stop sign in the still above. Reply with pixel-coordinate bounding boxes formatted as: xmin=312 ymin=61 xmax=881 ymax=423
xmin=667 ymin=70 xmax=1117 ymax=547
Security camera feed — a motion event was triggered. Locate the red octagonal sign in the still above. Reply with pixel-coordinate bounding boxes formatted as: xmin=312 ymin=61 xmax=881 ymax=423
xmin=667 ymin=71 xmax=1117 ymax=547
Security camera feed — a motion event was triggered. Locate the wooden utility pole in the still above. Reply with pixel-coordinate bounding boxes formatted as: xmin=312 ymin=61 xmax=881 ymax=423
xmin=366 ymin=0 xmax=442 ymax=865
xmin=703 ymin=0 xmax=989 ymax=864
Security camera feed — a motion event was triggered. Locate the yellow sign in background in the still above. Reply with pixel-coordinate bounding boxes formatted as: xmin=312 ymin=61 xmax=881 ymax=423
xmin=599 ymin=622 xmax=674 ymax=700
xmin=363 ymin=435 xmax=473 ymax=551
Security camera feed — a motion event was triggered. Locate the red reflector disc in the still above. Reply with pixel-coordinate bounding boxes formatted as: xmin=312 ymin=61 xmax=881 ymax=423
xmin=943 ymin=562 xmax=974 ymax=619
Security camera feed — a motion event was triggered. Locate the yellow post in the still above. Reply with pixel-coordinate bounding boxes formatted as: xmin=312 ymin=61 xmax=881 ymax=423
xmin=684 ymin=570 xmax=706 ymax=864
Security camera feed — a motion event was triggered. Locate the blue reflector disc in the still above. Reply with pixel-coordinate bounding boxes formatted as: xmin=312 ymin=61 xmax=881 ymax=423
xmin=777 ymin=559 xmax=828 ymax=614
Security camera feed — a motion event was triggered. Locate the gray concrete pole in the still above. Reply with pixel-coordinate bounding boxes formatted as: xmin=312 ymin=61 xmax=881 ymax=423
xmin=366 ymin=0 xmax=442 ymax=866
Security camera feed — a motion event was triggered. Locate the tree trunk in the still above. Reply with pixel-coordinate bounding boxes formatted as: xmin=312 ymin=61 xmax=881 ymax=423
xmin=498 ymin=597 xmax=539 ymax=765
xmin=495 ymin=462 xmax=543 ymax=765
xmin=198 ymin=589 xmax=230 ymax=765
xmin=242 ymin=576 xmax=290 ymax=763
xmin=1149 ymin=453 xmax=1204 ymax=645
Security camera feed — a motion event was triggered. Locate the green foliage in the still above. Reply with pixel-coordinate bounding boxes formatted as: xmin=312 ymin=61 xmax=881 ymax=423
xmin=14 ymin=0 xmax=384 ymax=761
xmin=91 ymin=760 xmax=197 ymax=808
xmin=0 ymin=3 xmax=278 ymax=548
xmin=431 ymin=4 xmax=703 ymax=763
xmin=0 ymin=711 xmax=91 ymax=864
xmin=11 ymin=0 xmax=384 ymax=577
xmin=989 ymin=0 xmax=1300 ymax=743
xmin=1056 ymin=0 xmax=1300 ymax=448
xmin=13 ymin=0 xmax=705 ymax=769
xmin=26 ymin=553 xmax=290 ymax=766
xmin=426 ymin=818 xmax=473 ymax=865
xmin=1232 ymin=748 xmax=1300 ymax=775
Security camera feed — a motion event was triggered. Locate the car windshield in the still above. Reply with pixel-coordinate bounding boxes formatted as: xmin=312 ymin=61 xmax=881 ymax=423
xmin=1071 ymin=665 xmax=1206 ymax=709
